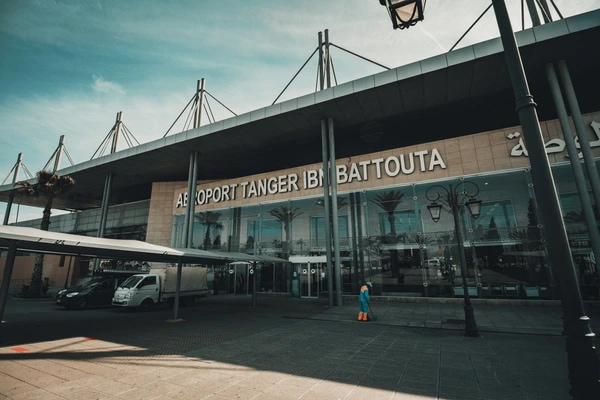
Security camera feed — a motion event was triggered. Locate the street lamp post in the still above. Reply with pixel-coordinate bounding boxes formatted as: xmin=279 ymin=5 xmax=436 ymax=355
xmin=426 ymin=180 xmax=482 ymax=337
xmin=379 ymin=0 xmax=600 ymax=396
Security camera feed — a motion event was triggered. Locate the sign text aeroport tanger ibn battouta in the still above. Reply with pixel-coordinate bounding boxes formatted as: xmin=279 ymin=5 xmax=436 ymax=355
xmin=176 ymin=149 xmax=446 ymax=208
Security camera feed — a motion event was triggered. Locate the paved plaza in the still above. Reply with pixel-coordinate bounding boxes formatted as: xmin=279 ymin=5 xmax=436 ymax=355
xmin=1 ymin=294 xmax=599 ymax=400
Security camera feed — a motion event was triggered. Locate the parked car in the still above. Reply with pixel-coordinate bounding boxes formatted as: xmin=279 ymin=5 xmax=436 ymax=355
xmin=56 ymin=276 xmax=124 ymax=310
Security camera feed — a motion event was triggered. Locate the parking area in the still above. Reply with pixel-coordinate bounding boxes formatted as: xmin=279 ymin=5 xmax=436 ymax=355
xmin=1 ymin=295 xmax=599 ymax=399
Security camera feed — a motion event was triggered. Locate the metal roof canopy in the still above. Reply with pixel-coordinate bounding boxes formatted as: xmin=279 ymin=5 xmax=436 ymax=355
xmin=0 ymin=10 xmax=598 ymax=211
xmin=0 ymin=226 xmax=288 ymax=322
xmin=0 ymin=226 xmax=288 ymax=264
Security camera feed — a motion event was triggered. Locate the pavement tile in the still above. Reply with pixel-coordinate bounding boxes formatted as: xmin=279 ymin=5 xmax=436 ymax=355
xmin=11 ymin=388 xmax=63 ymax=400
xmin=264 ymin=383 xmax=310 ymax=398
xmin=346 ymin=386 xmax=397 ymax=400
xmin=45 ymin=380 xmax=88 ymax=396
xmin=92 ymin=379 xmax=137 ymax=396
xmin=480 ymin=390 xmax=529 ymax=400
xmin=61 ymin=387 xmax=115 ymax=400
xmin=139 ymin=379 xmax=184 ymax=395
xmin=214 ymin=384 xmax=262 ymax=400
xmin=391 ymin=388 xmax=438 ymax=399
xmin=2 ymin=296 xmax=599 ymax=400
xmin=115 ymin=372 xmax=158 ymax=387
xmin=166 ymin=385 xmax=214 ymax=400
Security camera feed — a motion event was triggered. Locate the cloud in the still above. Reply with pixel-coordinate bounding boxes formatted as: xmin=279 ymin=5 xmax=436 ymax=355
xmin=92 ymin=76 xmax=125 ymax=95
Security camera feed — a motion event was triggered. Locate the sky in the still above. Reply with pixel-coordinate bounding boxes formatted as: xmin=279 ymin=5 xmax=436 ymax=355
xmin=1 ymin=0 xmax=599 ymax=223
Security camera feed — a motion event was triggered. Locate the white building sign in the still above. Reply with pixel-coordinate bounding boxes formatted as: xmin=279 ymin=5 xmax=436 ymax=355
xmin=176 ymin=148 xmax=446 ymax=208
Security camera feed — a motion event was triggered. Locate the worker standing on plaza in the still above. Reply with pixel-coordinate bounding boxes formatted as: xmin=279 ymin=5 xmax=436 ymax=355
xmin=358 ymin=281 xmax=373 ymax=321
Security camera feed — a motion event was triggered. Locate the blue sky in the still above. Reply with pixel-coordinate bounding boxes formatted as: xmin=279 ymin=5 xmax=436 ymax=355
xmin=1 ymin=0 xmax=599 ymax=223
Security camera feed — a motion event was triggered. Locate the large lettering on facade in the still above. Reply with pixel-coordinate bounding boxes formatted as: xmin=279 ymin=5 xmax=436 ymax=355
xmin=175 ymin=149 xmax=446 ymax=208
xmin=507 ymin=120 xmax=600 ymax=158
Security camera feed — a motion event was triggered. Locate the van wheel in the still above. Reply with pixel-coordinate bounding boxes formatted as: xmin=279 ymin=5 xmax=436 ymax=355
xmin=140 ymin=299 xmax=154 ymax=312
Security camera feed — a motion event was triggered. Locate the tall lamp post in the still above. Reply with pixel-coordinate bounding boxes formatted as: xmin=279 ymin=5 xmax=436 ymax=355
xmin=426 ymin=180 xmax=482 ymax=337
xmin=378 ymin=0 xmax=599 ymax=396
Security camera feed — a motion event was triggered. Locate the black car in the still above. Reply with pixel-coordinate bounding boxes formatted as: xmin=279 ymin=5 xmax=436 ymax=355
xmin=56 ymin=277 xmax=120 ymax=310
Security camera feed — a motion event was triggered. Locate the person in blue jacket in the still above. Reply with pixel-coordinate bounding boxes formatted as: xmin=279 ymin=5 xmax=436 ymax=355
xmin=358 ymin=281 xmax=373 ymax=321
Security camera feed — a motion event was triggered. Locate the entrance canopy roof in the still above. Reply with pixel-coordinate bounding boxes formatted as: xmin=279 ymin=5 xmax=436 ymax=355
xmin=0 ymin=226 xmax=288 ymax=264
xmin=1 ymin=10 xmax=598 ymax=211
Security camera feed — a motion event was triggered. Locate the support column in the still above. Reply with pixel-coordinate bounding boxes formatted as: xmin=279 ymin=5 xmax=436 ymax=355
xmin=324 ymin=29 xmax=332 ymax=89
xmin=328 ymin=117 xmax=342 ymax=306
xmin=52 ymin=135 xmax=65 ymax=173
xmin=318 ymin=32 xmax=325 ymax=91
xmin=0 ymin=242 xmax=17 ymax=324
xmin=525 ymin=0 xmax=541 ymax=26
xmin=547 ymin=63 xmax=600 ymax=282
xmin=98 ymin=173 xmax=112 ymax=238
xmin=3 ymin=153 xmax=23 ymax=225
xmin=492 ymin=1 xmax=599 ymax=396
xmin=173 ymin=258 xmax=183 ymax=320
xmin=321 ymin=120 xmax=334 ymax=307
xmin=193 ymin=79 xmax=205 ymax=129
xmin=349 ymin=192 xmax=359 ymax=293
xmin=111 ymin=112 xmax=123 ymax=154
xmin=183 ymin=152 xmax=198 ymax=248
xmin=251 ymin=262 xmax=257 ymax=307
xmin=557 ymin=60 xmax=600 ymax=211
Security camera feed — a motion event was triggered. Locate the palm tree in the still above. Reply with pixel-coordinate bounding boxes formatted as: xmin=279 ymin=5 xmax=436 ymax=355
xmin=316 ymin=195 xmax=349 ymax=210
xmin=15 ymin=170 xmax=75 ymax=297
xmin=269 ymin=206 xmax=303 ymax=259
xmin=296 ymin=238 xmax=307 ymax=253
xmin=371 ymin=190 xmax=404 ymax=279
xmin=371 ymin=190 xmax=405 ymax=236
xmin=194 ymin=211 xmax=222 ymax=250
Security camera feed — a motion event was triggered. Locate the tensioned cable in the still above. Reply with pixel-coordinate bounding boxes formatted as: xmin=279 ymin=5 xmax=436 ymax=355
xmin=6 ymin=162 xmax=34 ymax=183
xmin=534 ymin=0 xmax=552 ymax=22
xmin=202 ymin=103 xmax=213 ymax=124
xmin=122 ymin=130 xmax=133 ymax=148
xmin=97 ymin=135 xmax=112 ymax=158
xmin=183 ymin=97 xmax=197 ymax=132
xmin=21 ymin=164 xmax=33 ymax=179
xmin=204 ymin=98 xmax=216 ymax=123
xmin=548 ymin=0 xmax=563 ymax=19
xmin=62 ymin=146 xmax=75 ymax=166
xmin=121 ymin=123 xmax=140 ymax=145
xmin=314 ymin=58 xmax=320 ymax=92
xmin=521 ymin=0 xmax=525 ymax=30
xmin=163 ymin=93 xmax=196 ymax=138
xmin=91 ymin=125 xmax=117 ymax=159
xmin=330 ymin=55 xmax=339 ymax=86
xmin=124 ymin=128 xmax=139 ymax=146
xmin=449 ymin=3 xmax=492 ymax=52
xmin=272 ymin=46 xmax=319 ymax=105
xmin=329 ymin=43 xmax=390 ymax=70
xmin=42 ymin=147 xmax=59 ymax=171
xmin=205 ymin=91 xmax=237 ymax=116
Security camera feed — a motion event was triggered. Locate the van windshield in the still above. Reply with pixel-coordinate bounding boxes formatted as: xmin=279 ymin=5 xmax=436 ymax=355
xmin=119 ymin=275 xmax=144 ymax=289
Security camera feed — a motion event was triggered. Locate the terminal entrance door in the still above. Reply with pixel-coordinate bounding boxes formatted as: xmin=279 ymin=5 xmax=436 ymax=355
xmin=298 ymin=262 xmax=323 ymax=298
xmin=226 ymin=262 xmax=250 ymax=295
xmin=290 ymin=256 xmax=327 ymax=298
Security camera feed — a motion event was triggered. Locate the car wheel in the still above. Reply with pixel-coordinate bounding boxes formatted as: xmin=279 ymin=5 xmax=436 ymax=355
xmin=77 ymin=298 xmax=87 ymax=310
xmin=140 ymin=299 xmax=154 ymax=312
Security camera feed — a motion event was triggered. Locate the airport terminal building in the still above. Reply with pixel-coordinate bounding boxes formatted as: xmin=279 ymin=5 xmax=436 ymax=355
xmin=2 ymin=10 xmax=600 ymax=300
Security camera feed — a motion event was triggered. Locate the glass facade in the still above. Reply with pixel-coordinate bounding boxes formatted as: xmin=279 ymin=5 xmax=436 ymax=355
xmin=171 ymin=163 xmax=599 ymax=300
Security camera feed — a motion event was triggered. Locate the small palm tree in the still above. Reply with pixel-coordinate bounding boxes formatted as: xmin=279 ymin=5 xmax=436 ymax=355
xmin=372 ymin=190 xmax=404 ymax=279
xmin=269 ymin=206 xmax=303 ymax=259
xmin=296 ymin=238 xmax=307 ymax=253
xmin=15 ymin=170 xmax=75 ymax=297
xmin=194 ymin=211 xmax=222 ymax=250
xmin=371 ymin=190 xmax=405 ymax=235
